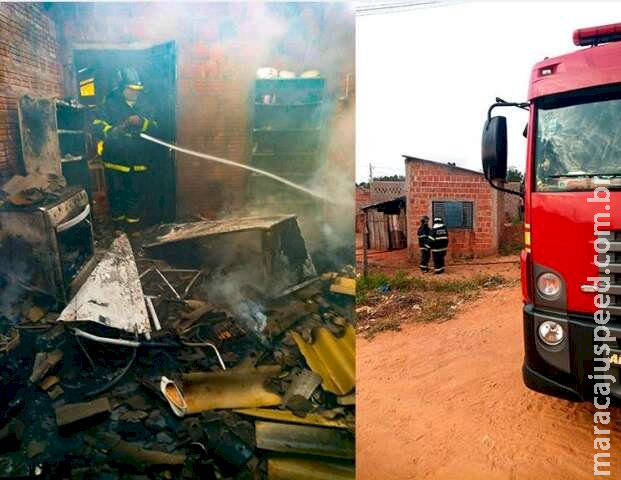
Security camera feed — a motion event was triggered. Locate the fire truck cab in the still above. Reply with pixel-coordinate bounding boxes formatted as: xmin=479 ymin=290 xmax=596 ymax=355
xmin=481 ymin=23 xmax=621 ymax=402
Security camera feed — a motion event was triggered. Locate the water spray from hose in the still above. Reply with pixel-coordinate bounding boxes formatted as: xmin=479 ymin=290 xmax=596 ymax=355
xmin=140 ymin=133 xmax=340 ymax=204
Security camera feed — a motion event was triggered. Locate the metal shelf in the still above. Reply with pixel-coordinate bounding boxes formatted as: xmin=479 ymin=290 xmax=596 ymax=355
xmin=252 ymin=128 xmax=320 ymax=133
xmin=254 ymin=101 xmax=323 ymax=107
xmin=255 ymin=77 xmax=324 ymax=83
xmin=58 ymin=129 xmax=86 ymax=135
xmin=61 ymin=155 xmax=84 ymax=163
xmin=252 ymin=151 xmax=319 ymax=157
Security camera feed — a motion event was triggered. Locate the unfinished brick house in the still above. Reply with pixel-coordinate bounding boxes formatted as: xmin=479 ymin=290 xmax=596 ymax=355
xmin=404 ymin=156 xmax=505 ymax=261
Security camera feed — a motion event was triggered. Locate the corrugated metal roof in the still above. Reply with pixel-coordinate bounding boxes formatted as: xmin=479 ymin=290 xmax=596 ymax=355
xmin=256 ymin=421 xmax=355 ymax=459
xmin=291 ymin=324 xmax=355 ymax=396
xmin=268 ymin=456 xmax=355 ymax=480
xmin=234 ymin=408 xmax=353 ymax=429
xmin=361 ymin=195 xmax=406 ymax=211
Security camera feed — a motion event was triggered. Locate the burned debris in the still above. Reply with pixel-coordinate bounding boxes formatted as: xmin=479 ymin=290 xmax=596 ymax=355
xmin=142 ymin=215 xmax=318 ymax=302
xmin=0 ymin=209 xmax=355 ymax=478
xmin=58 ymin=234 xmax=150 ymax=335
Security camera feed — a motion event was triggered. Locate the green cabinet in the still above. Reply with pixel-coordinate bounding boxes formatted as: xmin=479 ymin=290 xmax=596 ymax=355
xmin=246 ymin=78 xmax=326 ymax=215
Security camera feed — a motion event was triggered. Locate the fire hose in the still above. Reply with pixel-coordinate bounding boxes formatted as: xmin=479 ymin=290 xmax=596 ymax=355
xmin=140 ymin=133 xmax=340 ymax=204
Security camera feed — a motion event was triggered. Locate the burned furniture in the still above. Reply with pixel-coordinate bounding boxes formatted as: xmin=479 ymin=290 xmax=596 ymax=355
xmin=0 ymin=186 xmax=94 ymax=307
xmin=17 ymin=96 xmax=62 ymax=178
xmin=18 ymin=96 xmax=93 ymax=197
xmin=143 ymin=215 xmax=317 ymax=299
xmin=57 ymin=100 xmax=92 ymax=198
xmin=0 ymin=96 xmax=96 ymax=310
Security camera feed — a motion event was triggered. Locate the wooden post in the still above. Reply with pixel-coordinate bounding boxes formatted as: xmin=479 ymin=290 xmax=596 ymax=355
xmin=363 ymin=210 xmax=369 ymax=278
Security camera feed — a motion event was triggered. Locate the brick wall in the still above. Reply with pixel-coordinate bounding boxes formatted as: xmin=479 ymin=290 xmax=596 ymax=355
xmin=0 ymin=3 xmax=62 ymax=180
xmin=355 ymin=185 xmax=370 ymax=233
xmin=356 ymin=185 xmax=370 ymax=212
xmin=499 ymin=221 xmax=523 ymax=254
xmin=50 ymin=2 xmax=354 ymax=218
xmin=405 ymin=158 xmax=503 ymax=261
xmin=502 ymin=181 xmax=523 ymax=222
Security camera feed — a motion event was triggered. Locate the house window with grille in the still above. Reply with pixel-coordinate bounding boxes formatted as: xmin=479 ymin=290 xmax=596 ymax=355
xmin=432 ymin=201 xmax=474 ymax=229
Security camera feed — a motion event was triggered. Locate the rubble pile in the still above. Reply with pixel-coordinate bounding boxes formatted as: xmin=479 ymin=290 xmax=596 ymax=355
xmin=0 ymin=219 xmax=355 ymax=479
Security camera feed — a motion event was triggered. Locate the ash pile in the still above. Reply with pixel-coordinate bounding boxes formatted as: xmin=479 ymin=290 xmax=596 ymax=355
xmin=0 ymin=215 xmax=355 ymax=479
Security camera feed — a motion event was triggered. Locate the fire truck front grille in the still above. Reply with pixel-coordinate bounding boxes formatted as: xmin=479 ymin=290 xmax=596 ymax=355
xmin=599 ymin=231 xmax=621 ymax=319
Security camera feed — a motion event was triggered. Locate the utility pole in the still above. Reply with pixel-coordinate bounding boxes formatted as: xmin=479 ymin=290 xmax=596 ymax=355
xmin=363 ymin=209 xmax=369 ymax=278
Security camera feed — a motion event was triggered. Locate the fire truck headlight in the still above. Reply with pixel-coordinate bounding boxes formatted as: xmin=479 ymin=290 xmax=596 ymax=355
xmin=537 ymin=272 xmax=562 ymax=299
xmin=538 ymin=320 xmax=565 ymax=346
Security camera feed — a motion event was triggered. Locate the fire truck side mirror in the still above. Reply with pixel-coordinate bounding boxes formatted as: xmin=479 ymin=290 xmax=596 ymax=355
xmin=481 ymin=116 xmax=508 ymax=180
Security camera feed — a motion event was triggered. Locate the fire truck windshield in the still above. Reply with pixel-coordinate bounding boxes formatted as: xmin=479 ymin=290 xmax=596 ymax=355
xmin=535 ymin=95 xmax=621 ymax=191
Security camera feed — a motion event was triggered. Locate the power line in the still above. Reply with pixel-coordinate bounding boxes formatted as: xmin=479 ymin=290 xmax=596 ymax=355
xmin=357 ymin=1 xmax=436 ymax=12
xmin=355 ymin=0 xmax=464 ymax=16
xmin=365 ymin=163 xmax=404 ymax=170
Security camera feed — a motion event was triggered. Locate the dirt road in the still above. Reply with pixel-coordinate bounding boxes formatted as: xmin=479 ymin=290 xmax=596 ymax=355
xmin=357 ymin=285 xmax=621 ymax=479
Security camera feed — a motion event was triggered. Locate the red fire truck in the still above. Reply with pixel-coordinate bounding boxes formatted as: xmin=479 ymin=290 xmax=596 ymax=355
xmin=482 ymin=23 xmax=621 ymax=401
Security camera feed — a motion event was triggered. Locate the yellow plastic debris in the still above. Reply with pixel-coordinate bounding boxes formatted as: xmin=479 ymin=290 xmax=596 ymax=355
xmin=176 ymin=366 xmax=282 ymax=414
xmin=329 ymin=277 xmax=355 ymax=296
xmin=291 ymin=324 xmax=355 ymax=395
xmin=234 ymin=408 xmax=352 ymax=429
xmin=268 ymin=456 xmax=355 ymax=480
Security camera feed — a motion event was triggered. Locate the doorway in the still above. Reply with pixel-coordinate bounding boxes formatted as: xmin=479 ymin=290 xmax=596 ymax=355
xmin=73 ymin=41 xmax=177 ymax=224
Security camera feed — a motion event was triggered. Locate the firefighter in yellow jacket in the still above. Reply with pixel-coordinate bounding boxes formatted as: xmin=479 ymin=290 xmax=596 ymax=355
xmin=91 ymin=67 xmax=158 ymax=228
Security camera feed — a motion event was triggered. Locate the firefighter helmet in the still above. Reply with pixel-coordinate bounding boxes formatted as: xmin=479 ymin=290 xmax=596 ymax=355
xmin=116 ymin=67 xmax=144 ymax=91
xmin=433 ymin=217 xmax=443 ymax=223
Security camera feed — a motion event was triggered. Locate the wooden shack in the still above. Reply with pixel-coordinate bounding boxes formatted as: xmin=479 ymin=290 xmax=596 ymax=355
xmin=362 ymin=196 xmax=407 ymax=251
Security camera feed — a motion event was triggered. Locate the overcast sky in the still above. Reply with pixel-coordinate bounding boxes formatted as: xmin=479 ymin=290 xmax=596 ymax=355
xmin=355 ymin=1 xmax=621 ymax=183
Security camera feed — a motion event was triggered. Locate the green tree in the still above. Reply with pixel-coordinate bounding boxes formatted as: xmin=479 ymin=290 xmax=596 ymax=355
xmin=374 ymin=175 xmax=405 ymax=181
xmin=506 ymin=167 xmax=524 ymax=182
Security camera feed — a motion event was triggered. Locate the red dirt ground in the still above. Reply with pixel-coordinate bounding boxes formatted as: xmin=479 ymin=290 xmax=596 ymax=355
xmin=356 ymin=287 xmax=621 ymax=480
xmin=357 ymin=249 xmax=621 ymax=479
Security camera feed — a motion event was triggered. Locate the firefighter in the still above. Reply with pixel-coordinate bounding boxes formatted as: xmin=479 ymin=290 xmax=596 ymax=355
xmin=429 ymin=216 xmax=449 ymax=274
xmin=91 ymin=67 xmax=158 ymax=230
xmin=417 ymin=215 xmax=431 ymax=272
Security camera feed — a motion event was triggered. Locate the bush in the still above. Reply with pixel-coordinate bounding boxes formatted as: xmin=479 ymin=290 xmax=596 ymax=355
xmin=499 ymin=241 xmax=522 ymax=256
